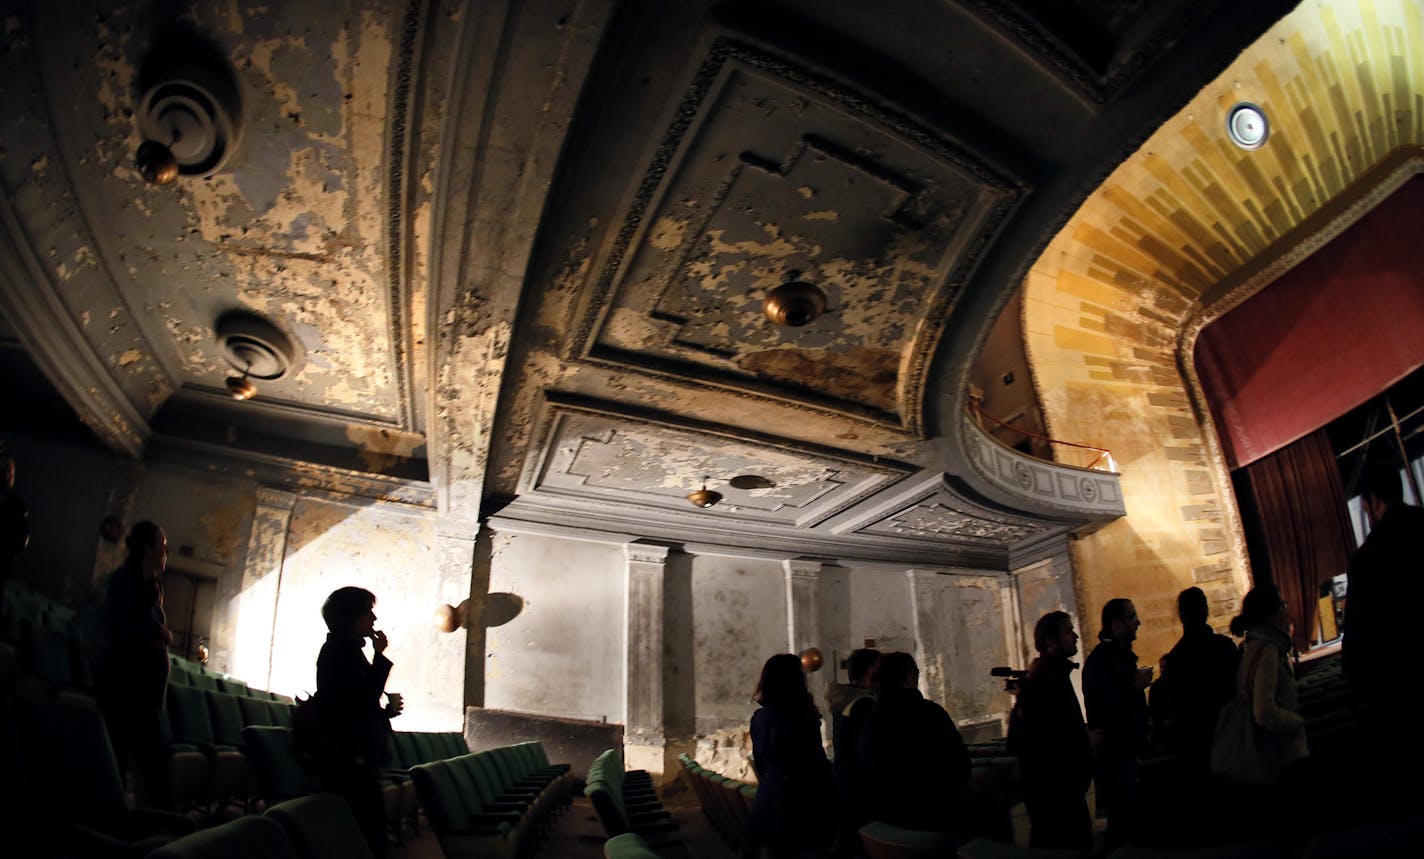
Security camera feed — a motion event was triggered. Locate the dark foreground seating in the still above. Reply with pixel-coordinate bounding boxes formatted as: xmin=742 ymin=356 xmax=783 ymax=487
xmin=604 ymin=832 xmax=665 ymax=859
xmin=859 ymin=821 xmax=965 ymax=858
xmin=676 ymin=753 xmax=755 ymax=855
xmin=15 ymin=692 xmax=196 ymax=857
xmin=144 ymin=794 xmax=373 ymax=859
xmin=956 ymin=839 xmax=1091 ymax=859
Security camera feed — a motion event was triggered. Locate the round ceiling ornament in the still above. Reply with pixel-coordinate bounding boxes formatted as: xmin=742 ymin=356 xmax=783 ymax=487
xmin=763 ymin=274 xmax=827 ymax=327
xmin=215 ymin=312 xmax=298 ymax=381
xmin=134 ymin=34 xmax=243 ymax=182
xmin=1226 ymin=102 xmax=1269 ymax=151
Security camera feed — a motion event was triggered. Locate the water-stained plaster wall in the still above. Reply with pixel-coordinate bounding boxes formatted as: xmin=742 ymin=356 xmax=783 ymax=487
xmin=133 ymin=466 xmax=257 ymax=665
xmin=483 ymin=531 xmax=627 ymax=724
xmin=817 ymin=563 xmax=917 ymax=660
xmin=261 ymin=496 xmax=459 ymax=730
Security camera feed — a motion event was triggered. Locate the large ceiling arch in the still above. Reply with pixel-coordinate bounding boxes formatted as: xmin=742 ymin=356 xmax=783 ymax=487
xmin=1018 ymin=0 xmax=1423 ymax=655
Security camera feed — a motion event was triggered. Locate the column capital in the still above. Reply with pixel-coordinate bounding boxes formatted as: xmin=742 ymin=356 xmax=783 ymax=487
xmin=625 ymin=542 xmax=671 ymax=565
xmin=254 ymin=486 xmax=297 ymax=510
xmin=782 ymin=558 xmax=823 ymax=579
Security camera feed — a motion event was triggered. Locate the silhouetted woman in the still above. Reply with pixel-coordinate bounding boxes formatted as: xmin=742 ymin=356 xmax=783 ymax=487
xmin=1232 ymin=585 xmax=1308 ymax=782
xmin=314 ymin=586 xmax=403 ymax=857
xmin=98 ymin=520 xmax=173 ymax=809
xmin=750 ymin=653 xmax=834 ymax=858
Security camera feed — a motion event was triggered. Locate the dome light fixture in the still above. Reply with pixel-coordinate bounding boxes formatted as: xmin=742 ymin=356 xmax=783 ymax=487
xmin=763 ymin=272 xmax=827 ymax=327
xmin=1226 ymin=102 xmax=1269 ymax=151
xmin=686 ymin=476 xmax=723 ymax=509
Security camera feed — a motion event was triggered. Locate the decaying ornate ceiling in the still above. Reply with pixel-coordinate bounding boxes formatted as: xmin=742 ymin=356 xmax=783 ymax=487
xmin=0 ymin=0 xmax=1300 ymax=567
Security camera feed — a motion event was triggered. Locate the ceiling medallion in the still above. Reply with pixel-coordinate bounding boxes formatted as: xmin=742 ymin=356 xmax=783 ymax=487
xmin=686 ymin=476 xmax=723 ymax=509
xmin=728 ymin=474 xmax=776 ymax=490
xmin=134 ymin=31 xmax=244 ymax=184
xmin=215 ymin=312 xmax=299 ymax=401
xmin=1226 ymin=102 xmax=1268 ymax=151
xmin=763 ymin=273 xmax=827 ymax=327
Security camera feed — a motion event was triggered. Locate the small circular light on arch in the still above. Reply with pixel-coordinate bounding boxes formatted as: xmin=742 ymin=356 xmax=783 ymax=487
xmin=1226 ymin=102 xmax=1269 ymax=151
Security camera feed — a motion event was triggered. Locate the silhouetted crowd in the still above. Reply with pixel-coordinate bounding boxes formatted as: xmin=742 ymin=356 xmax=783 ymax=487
xmin=746 ymin=463 xmax=1423 ymax=857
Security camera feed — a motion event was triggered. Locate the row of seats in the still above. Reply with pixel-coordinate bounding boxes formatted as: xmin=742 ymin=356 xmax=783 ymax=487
xmin=586 ymin=749 xmax=686 ymax=857
xmin=676 ymin=753 xmax=756 ymax=856
xmin=149 ymin=793 xmax=376 ymax=859
xmin=409 ymin=742 xmax=574 ymax=858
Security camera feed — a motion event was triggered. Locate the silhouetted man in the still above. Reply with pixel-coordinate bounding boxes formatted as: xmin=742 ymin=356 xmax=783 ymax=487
xmin=826 ymin=648 xmax=878 ymax=857
xmin=1344 ymin=462 xmax=1424 ymax=817
xmin=1161 ymin=587 xmax=1239 ymax=773
xmin=1011 ymin=611 xmax=1098 ymax=849
xmin=1083 ymin=598 xmax=1151 ymax=850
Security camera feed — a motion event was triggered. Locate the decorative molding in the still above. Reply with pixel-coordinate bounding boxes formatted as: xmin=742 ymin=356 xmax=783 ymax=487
xmin=782 ymin=558 xmax=823 ymax=579
xmin=147 ymin=433 xmax=436 ymax=509
xmin=0 ymin=194 xmax=149 ymax=458
xmin=253 ymin=487 xmax=298 ymax=511
xmin=521 ymin=393 xmax=912 ymax=529
xmin=488 ymin=498 xmax=1010 ymax=570
xmin=172 ymin=386 xmax=407 ymax=430
xmin=383 ymin=0 xmax=428 ymax=432
xmin=830 ymin=471 xmax=1066 ymax=549
xmin=626 ymin=542 xmax=672 ymax=566
xmin=567 ymin=37 xmax=1025 ymax=436
xmin=960 ymin=412 xmax=1125 ymax=520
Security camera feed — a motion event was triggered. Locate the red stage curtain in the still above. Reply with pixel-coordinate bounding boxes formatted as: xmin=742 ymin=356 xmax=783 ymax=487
xmin=1238 ymin=429 xmax=1355 ymax=650
xmin=1196 ymin=176 xmax=1424 ymax=469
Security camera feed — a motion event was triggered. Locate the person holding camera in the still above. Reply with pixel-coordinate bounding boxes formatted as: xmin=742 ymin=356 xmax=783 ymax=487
xmin=313 ymin=587 xmax=404 ymax=858
xmin=1010 ymin=611 xmax=1099 ymax=849
xmin=1083 ymin=598 xmax=1152 ymax=851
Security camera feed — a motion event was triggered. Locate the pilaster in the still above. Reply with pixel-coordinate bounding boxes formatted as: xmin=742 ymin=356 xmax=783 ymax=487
xmin=624 ymin=541 xmax=670 ymax=783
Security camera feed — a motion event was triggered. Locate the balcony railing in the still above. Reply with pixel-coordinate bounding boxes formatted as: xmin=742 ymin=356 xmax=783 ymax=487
xmin=967 ymin=402 xmax=1118 ymax=472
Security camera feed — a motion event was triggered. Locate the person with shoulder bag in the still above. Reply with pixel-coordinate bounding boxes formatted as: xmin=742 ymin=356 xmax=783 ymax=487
xmin=1211 ymin=585 xmax=1308 ymax=787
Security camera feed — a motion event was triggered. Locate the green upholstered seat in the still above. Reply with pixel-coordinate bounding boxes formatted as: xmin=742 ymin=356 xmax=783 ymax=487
xmin=603 ymin=832 xmax=664 ymax=859
xmin=265 ymin=793 xmax=375 ymax=859
xmin=242 ymin=725 xmax=311 ymax=802
xmin=147 ymin=815 xmax=296 ymax=859
xmin=956 ymin=837 xmax=1091 ymax=859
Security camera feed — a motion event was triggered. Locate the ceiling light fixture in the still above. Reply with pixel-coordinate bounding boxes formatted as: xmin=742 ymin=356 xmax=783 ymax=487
xmin=215 ymin=311 xmax=300 ymax=402
xmin=686 ymin=476 xmax=723 ymax=509
xmin=1226 ymin=102 xmax=1269 ymax=151
xmin=134 ymin=30 xmax=243 ymax=184
xmin=225 ymin=363 xmax=258 ymax=400
xmin=763 ymin=272 xmax=827 ymax=327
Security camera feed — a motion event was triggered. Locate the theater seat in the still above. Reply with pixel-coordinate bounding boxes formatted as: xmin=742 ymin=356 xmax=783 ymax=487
xmin=242 ymin=725 xmax=312 ymax=802
xmin=15 ymin=693 xmax=196 ymax=856
xmin=603 ymin=832 xmax=664 ymax=859
xmin=146 ymin=814 xmax=298 ymax=859
xmin=265 ymin=793 xmax=375 ymax=859
xmin=1108 ymin=844 xmax=1299 ymax=858
xmin=956 ymin=839 xmax=1092 ymax=859
xmin=1303 ymin=815 xmax=1424 ymax=858
xmin=859 ymin=821 xmax=966 ymax=858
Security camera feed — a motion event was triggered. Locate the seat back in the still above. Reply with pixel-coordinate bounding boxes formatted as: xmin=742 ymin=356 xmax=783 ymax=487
xmin=585 ymin=779 xmax=631 ymax=837
xmin=147 ymin=814 xmax=298 ymax=859
xmin=167 ymin=683 xmax=217 ymax=748
xmin=242 ymin=726 xmax=311 ymax=801
xmin=410 ymin=761 xmax=469 ymax=835
xmin=603 ymin=832 xmax=662 ymax=859
xmin=206 ymin=691 xmax=246 ymax=747
xmin=393 ymin=731 xmax=419 ymax=767
xmin=857 ymin=821 xmax=966 ymax=858
xmin=238 ymin=695 xmax=276 ymax=727
xmin=266 ymin=793 xmax=375 ymax=859
xmin=16 ymin=694 xmax=127 ymax=834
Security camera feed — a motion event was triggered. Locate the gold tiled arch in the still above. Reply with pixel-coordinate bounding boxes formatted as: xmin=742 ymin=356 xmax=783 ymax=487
xmin=1022 ymin=0 xmax=1423 ymax=659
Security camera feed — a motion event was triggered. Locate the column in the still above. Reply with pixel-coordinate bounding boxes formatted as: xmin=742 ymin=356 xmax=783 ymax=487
xmin=434 ymin=520 xmax=477 ymax=725
xmin=784 ymin=558 xmax=825 ymax=737
xmin=624 ymin=542 xmax=670 ymax=784
xmin=907 ymin=569 xmax=948 ymax=705
xmin=227 ymin=488 xmax=296 ymax=689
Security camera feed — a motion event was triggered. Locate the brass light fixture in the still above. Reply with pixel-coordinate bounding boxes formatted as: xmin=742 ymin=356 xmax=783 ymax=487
xmin=225 ymin=365 xmax=258 ymax=400
xmin=763 ymin=272 xmax=827 ymax=327
xmin=686 ymin=476 xmax=722 ymax=509
xmin=136 ymin=136 xmax=180 ymax=185
xmin=215 ymin=311 xmax=300 ymax=402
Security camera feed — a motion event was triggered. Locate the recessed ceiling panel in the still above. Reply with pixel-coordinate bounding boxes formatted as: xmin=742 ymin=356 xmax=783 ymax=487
xmin=527 ymin=400 xmax=910 ymax=528
xmin=579 ymin=41 xmax=1023 ymax=431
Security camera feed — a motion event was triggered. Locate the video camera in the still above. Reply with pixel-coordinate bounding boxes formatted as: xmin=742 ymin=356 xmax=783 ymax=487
xmin=991 ymin=666 xmax=1028 ymax=694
